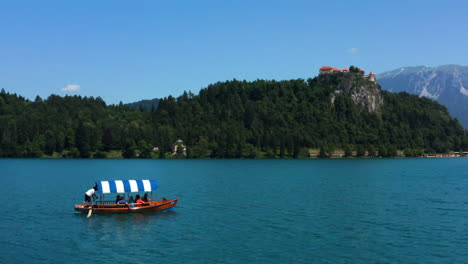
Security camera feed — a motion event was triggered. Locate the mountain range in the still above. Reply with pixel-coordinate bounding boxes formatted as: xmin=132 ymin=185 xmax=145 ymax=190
xmin=377 ymin=65 xmax=468 ymax=127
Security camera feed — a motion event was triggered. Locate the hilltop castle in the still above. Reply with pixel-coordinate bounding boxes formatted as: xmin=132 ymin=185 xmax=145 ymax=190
xmin=319 ymin=66 xmax=376 ymax=82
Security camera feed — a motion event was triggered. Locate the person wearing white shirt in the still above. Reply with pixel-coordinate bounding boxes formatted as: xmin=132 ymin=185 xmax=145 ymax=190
xmin=83 ymin=184 xmax=98 ymax=206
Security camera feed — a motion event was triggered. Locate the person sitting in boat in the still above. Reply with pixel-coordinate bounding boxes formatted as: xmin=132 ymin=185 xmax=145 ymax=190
xmin=142 ymin=193 xmax=149 ymax=202
xmin=83 ymin=184 xmax=98 ymax=207
xmin=115 ymin=195 xmax=121 ymax=204
xmin=128 ymin=196 xmax=135 ymax=207
xmin=135 ymin=194 xmax=147 ymax=206
xmin=117 ymin=196 xmax=130 ymax=209
xmin=117 ymin=196 xmax=128 ymax=205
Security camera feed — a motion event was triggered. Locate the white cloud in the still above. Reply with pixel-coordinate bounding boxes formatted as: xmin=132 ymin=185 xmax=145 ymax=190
xmin=348 ymin=47 xmax=358 ymax=54
xmin=61 ymin=84 xmax=80 ymax=92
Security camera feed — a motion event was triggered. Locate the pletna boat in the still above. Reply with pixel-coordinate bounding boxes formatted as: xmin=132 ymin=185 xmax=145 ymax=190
xmin=74 ymin=179 xmax=178 ymax=214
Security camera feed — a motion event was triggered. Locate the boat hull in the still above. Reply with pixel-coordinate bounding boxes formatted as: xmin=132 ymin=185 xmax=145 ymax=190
xmin=75 ymin=198 xmax=178 ymax=214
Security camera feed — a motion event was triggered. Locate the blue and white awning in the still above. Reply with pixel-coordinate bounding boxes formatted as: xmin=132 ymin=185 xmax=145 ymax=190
xmin=96 ymin=180 xmax=157 ymax=194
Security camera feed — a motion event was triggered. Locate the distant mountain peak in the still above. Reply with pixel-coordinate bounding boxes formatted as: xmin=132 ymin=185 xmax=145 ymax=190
xmin=377 ymin=64 xmax=468 ymax=127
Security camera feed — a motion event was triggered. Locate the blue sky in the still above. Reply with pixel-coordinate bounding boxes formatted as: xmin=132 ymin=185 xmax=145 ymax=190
xmin=1 ymin=0 xmax=467 ymax=104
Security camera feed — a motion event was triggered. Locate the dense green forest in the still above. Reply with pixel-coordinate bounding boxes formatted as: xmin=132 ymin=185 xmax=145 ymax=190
xmin=0 ymin=72 xmax=466 ymax=158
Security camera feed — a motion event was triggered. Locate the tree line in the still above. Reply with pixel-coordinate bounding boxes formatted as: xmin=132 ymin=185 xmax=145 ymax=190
xmin=0 ymin=73 xmax=466 ymax=158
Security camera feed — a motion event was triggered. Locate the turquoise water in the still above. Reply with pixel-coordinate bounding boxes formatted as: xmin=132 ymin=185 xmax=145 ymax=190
xmin=1 ymin=159 xmax=467 ymax=263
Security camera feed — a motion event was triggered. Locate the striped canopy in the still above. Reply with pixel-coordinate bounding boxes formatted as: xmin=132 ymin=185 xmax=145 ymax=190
xmin=96 ymin=180 xmax=157 ymax=194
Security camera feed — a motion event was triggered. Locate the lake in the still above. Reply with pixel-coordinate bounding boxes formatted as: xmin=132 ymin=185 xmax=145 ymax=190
xmin=0 ymin=159 xmax=467 ymax=263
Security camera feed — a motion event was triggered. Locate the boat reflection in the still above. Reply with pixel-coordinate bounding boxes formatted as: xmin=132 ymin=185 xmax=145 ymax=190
xmin=79 ymin=210 xmax=179 ymax=233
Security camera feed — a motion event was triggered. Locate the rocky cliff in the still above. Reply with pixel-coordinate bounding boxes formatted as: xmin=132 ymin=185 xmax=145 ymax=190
xmin=320 ymin=73 xmax=384 ymax=114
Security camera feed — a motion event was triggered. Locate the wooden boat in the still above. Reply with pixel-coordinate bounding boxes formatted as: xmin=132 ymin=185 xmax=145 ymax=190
xmin=74 ymin=198 xmax=178 ymax=214
xmin=75 ymin=179 xmax=178 ymax=214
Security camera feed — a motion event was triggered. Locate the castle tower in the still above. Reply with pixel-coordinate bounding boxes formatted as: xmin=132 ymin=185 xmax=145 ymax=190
xmin=368 ymin=72 xmax=376 ymax=82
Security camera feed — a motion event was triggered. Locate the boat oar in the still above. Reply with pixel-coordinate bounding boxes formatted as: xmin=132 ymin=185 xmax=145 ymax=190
xmin=87 ymin=201 xmax=95 ymax=218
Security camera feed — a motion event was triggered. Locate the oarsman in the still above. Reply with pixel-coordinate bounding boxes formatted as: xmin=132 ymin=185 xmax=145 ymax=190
xmin=83 ymin=184 xmax=98 ymax=207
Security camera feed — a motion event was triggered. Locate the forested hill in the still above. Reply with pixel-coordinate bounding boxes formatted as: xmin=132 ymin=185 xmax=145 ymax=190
xmin=0 ymin=72 xmax=466 ymax=158
xmin=125 ymin=98 xmax=160 ymax=111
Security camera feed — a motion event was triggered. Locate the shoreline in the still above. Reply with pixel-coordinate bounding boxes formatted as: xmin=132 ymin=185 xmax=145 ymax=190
xmin=1 ymin=155 xmax=467 ymax=160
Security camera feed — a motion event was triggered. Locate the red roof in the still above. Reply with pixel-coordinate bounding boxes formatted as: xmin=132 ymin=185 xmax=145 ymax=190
xmin=342 ymin=67 xmax=348 ymax=71
xmin=358 ymin=68 xmax=364 ymax=72
xmin=369 ymin=71 xmax=375 ymax=75
xmin=320 ymin=66 xmax=333 ymax=70
xmin=332 ymin=67 xmax=340 ymax=71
